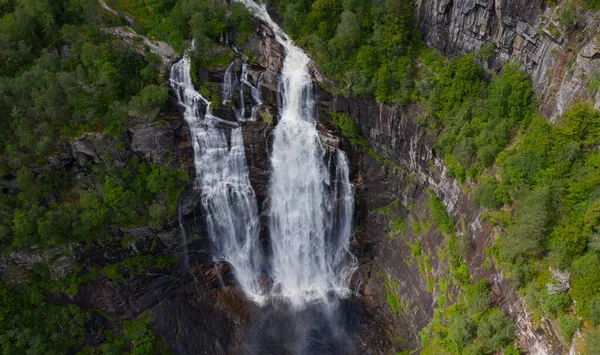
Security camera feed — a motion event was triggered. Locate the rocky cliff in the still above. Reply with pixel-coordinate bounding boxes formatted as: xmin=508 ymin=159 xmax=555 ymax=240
xmin=416 ymin=0 xmax=600 ymax=119
xmin=322 ymin=96 xmax=568 ymax=354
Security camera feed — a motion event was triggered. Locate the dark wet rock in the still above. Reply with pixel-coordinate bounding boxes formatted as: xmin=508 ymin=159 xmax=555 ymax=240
xmin=324 ymin=92 xmax=567 ymax=352
xmin=129 ymin=118 xmax=193 ymax=170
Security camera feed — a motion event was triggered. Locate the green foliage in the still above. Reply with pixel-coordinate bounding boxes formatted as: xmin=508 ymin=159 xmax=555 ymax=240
xmin=504 ymin=344 xmax=522 ymax=355
xmin=428 ymin=193 xmax=455 ymax=235
xmin=128 ymin=85 xmax=169 ymax=120
xmin=111 ymin=0 xmax=253 ymax=54
xmin=587 ymin=327 xmax=600 ymax=354
xmin=447 ymin=313 xmax=475 ymax=348
xmin=382 ymin=273 xmax=403 ymax=315
xmin=392 ymin=216 xmax=406 ymax=234
xmin=271 ymin=0 xmax=420 ymax=102
xmin=0 ymin=280 xmax=90 ymax=353
xmin=571 ymin=253 xmax=600 ymax=316
xmin=540 ymin=291 xmax=571 ymax=317
xmin=559 ymin=316 xmax=580 ymax=343
xmin=423 ymin=58 xmax=534 ymax=180
xmin=330 ymin=111 xmax=386 ymax=162
xmin=559 ymin=2 xmax=578 ymax=31
xmin=465 ymin=280 xmax=491 ymax=320
xmin=589 ymin=295 xmax=600 ymax=325
xmin=331 ymin=112 xmax=366 ymax=145
xmin=103 ymin=253 xmax=178 ymax=282
xmin=422 ymin=276 xmax=516 ymax=353
xmin=478 ymin=103 xmax=600 ymax=328
xmin=498 ymin=187 xmax=553 ymax=262
xmin=411 ymin=240 xmax=422 ymax=257
xmin=123 ymin=314 xmax=167 ymax=354
xmin=474 ymin=179 xmax=508 ymax=209
xmin=479 ymin=43 xmax=495 ymax=60
xmin=589 ymin=70 xmax=600 ymax=95
xmin=476 ymin=308 xmax=516 ymax=352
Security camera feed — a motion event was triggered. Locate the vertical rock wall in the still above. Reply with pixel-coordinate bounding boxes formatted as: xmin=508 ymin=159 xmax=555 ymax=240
xmin=416 ymin=0 xmax=600 ymax=119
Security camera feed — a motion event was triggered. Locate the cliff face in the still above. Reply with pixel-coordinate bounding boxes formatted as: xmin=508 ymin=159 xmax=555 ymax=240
xmin=323 ymin=96 xmax=567 ymax=354
xmin=317 ymin=1 xmax=600 ymax=352
xmin=416 ymin=0 xmax=600 ymax=119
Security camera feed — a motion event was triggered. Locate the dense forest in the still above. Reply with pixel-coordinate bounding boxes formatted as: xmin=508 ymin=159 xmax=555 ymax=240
xmin=0 ymin=0 xmax=251 ymax=353
xmin=1 ymin=0 xmax=600 ymax=353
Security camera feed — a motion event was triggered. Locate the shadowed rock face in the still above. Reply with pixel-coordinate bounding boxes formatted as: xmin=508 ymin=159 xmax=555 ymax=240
xmin=321 ymin=93 xmax=567 ymax=352
xmin=416 ymin=0 xmax=600 ymax=119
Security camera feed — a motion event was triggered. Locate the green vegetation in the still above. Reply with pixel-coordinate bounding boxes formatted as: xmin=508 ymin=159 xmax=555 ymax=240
xmin=103 ymin=254 xmax=179 ymax=282
xmin=424 ymin=57 xmax=535 ymax=181
xmin=331 ymin=111 xmax=386 ymax=163
xmin=383 ymin=272 xmax=404 ymax=315
xmin=0 ymin=0 xmax=254 ymax=352
xmin=3 ymin=157 xmax=186 ymax=250
xmin=392 ymin=216 xmax=406 ymax=234
xmin=428 ymin=193 xmax=455 ymax=236
xmin=107 ymin=0 xmax=254 ymax=54
xmin=421 ymin=279 xmax=516 ymax=354
xmin=269 ymin=0 xmax=421 ymax=103
xmin=0 ymin=279 xmax=90 ymax=353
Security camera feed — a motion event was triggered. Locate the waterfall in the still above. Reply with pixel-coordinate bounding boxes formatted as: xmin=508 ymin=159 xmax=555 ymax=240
xmin=222 ymin=61 xmax=236 ymax=105
xmin=237 ymin=0 xmax=357 ymax=305
xmin=170 ymin=48 xmax=266 ymax=304
xmin=223 ymin=61 xmax=263 ymax=122
xmin=170 ymin=1 xmax=356 ymax=307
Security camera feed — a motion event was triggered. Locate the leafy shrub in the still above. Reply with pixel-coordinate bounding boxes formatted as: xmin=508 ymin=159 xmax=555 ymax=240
xmin=540 ymin=291 xmax=571 ymax=317
xmin=499 ymin=187 xmax=552 ymax=262
xmin=570 ymin=253 xmax=600 ymax=315
xmin=589 ymin=295 xmax=600 ymax=325
xmin=428 ymin=194 xmax=455 ymax=235
xmin=448 ymin=315 xmax=475 ymax=348
xmin=465 ymin=279 xmax=492 ymax=320
xmin=477 ymin=308 xmax=516 ymax=352
xmin=559 ymin=316 xmax=580 ymax=343
xmin=474 ymin=179 xmax=508 ymax=209
xmin=128 ymin=85 xmax=169 ymax=120
xmin=392 ymin=216 xmax=406 ymax=234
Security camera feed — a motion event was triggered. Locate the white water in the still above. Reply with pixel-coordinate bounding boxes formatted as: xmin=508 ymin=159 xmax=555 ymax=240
xmin=223 ymin=61 xmax=264 ymax=121
xmin=172 ymin=2 xmax=356 ymax=306
xmin=170 ymin=49 xmax=266 ymax=303
xmin=237 ymin=0 xmax=357 ymax=305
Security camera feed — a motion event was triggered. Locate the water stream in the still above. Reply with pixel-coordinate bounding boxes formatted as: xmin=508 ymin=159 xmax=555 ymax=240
xmin=171 ymin=1 xmax=356 ymax=309
xmin=237 ymin=0 xmax=356 ymax=306
xmin=170 ymin=48 xmax=266 ymax=304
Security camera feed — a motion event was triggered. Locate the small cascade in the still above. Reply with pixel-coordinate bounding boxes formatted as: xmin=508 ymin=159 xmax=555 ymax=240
xmin=170 ymin=46 xmax=265 ymax=303
xmin=224 ymin=60 xmax=263 ymax=122
xmin=222 ymin=61 xmax=236 ymax=105
xmin=250 ymin=72 xmax=264 ymax=121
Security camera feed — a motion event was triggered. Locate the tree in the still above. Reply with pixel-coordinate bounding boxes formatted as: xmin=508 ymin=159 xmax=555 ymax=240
xmin=127 ymin=85 xmax=169 ymax=120
xmin=477 ymin=308 xmax=515 ymax=352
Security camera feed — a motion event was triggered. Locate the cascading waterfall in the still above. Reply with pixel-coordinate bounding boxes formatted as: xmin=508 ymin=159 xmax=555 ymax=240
xmin=170 ymin=48 xmax=266 ymax=303
xmin=222 ymin=61 xmax=236 ymax=105
xmin=237 ymin=0 xmax=357 ymax=305
xmin=223 ymin=61 xmax=264 ymax=122
xmin=171 ymin=1 xmax=356 ymax=308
